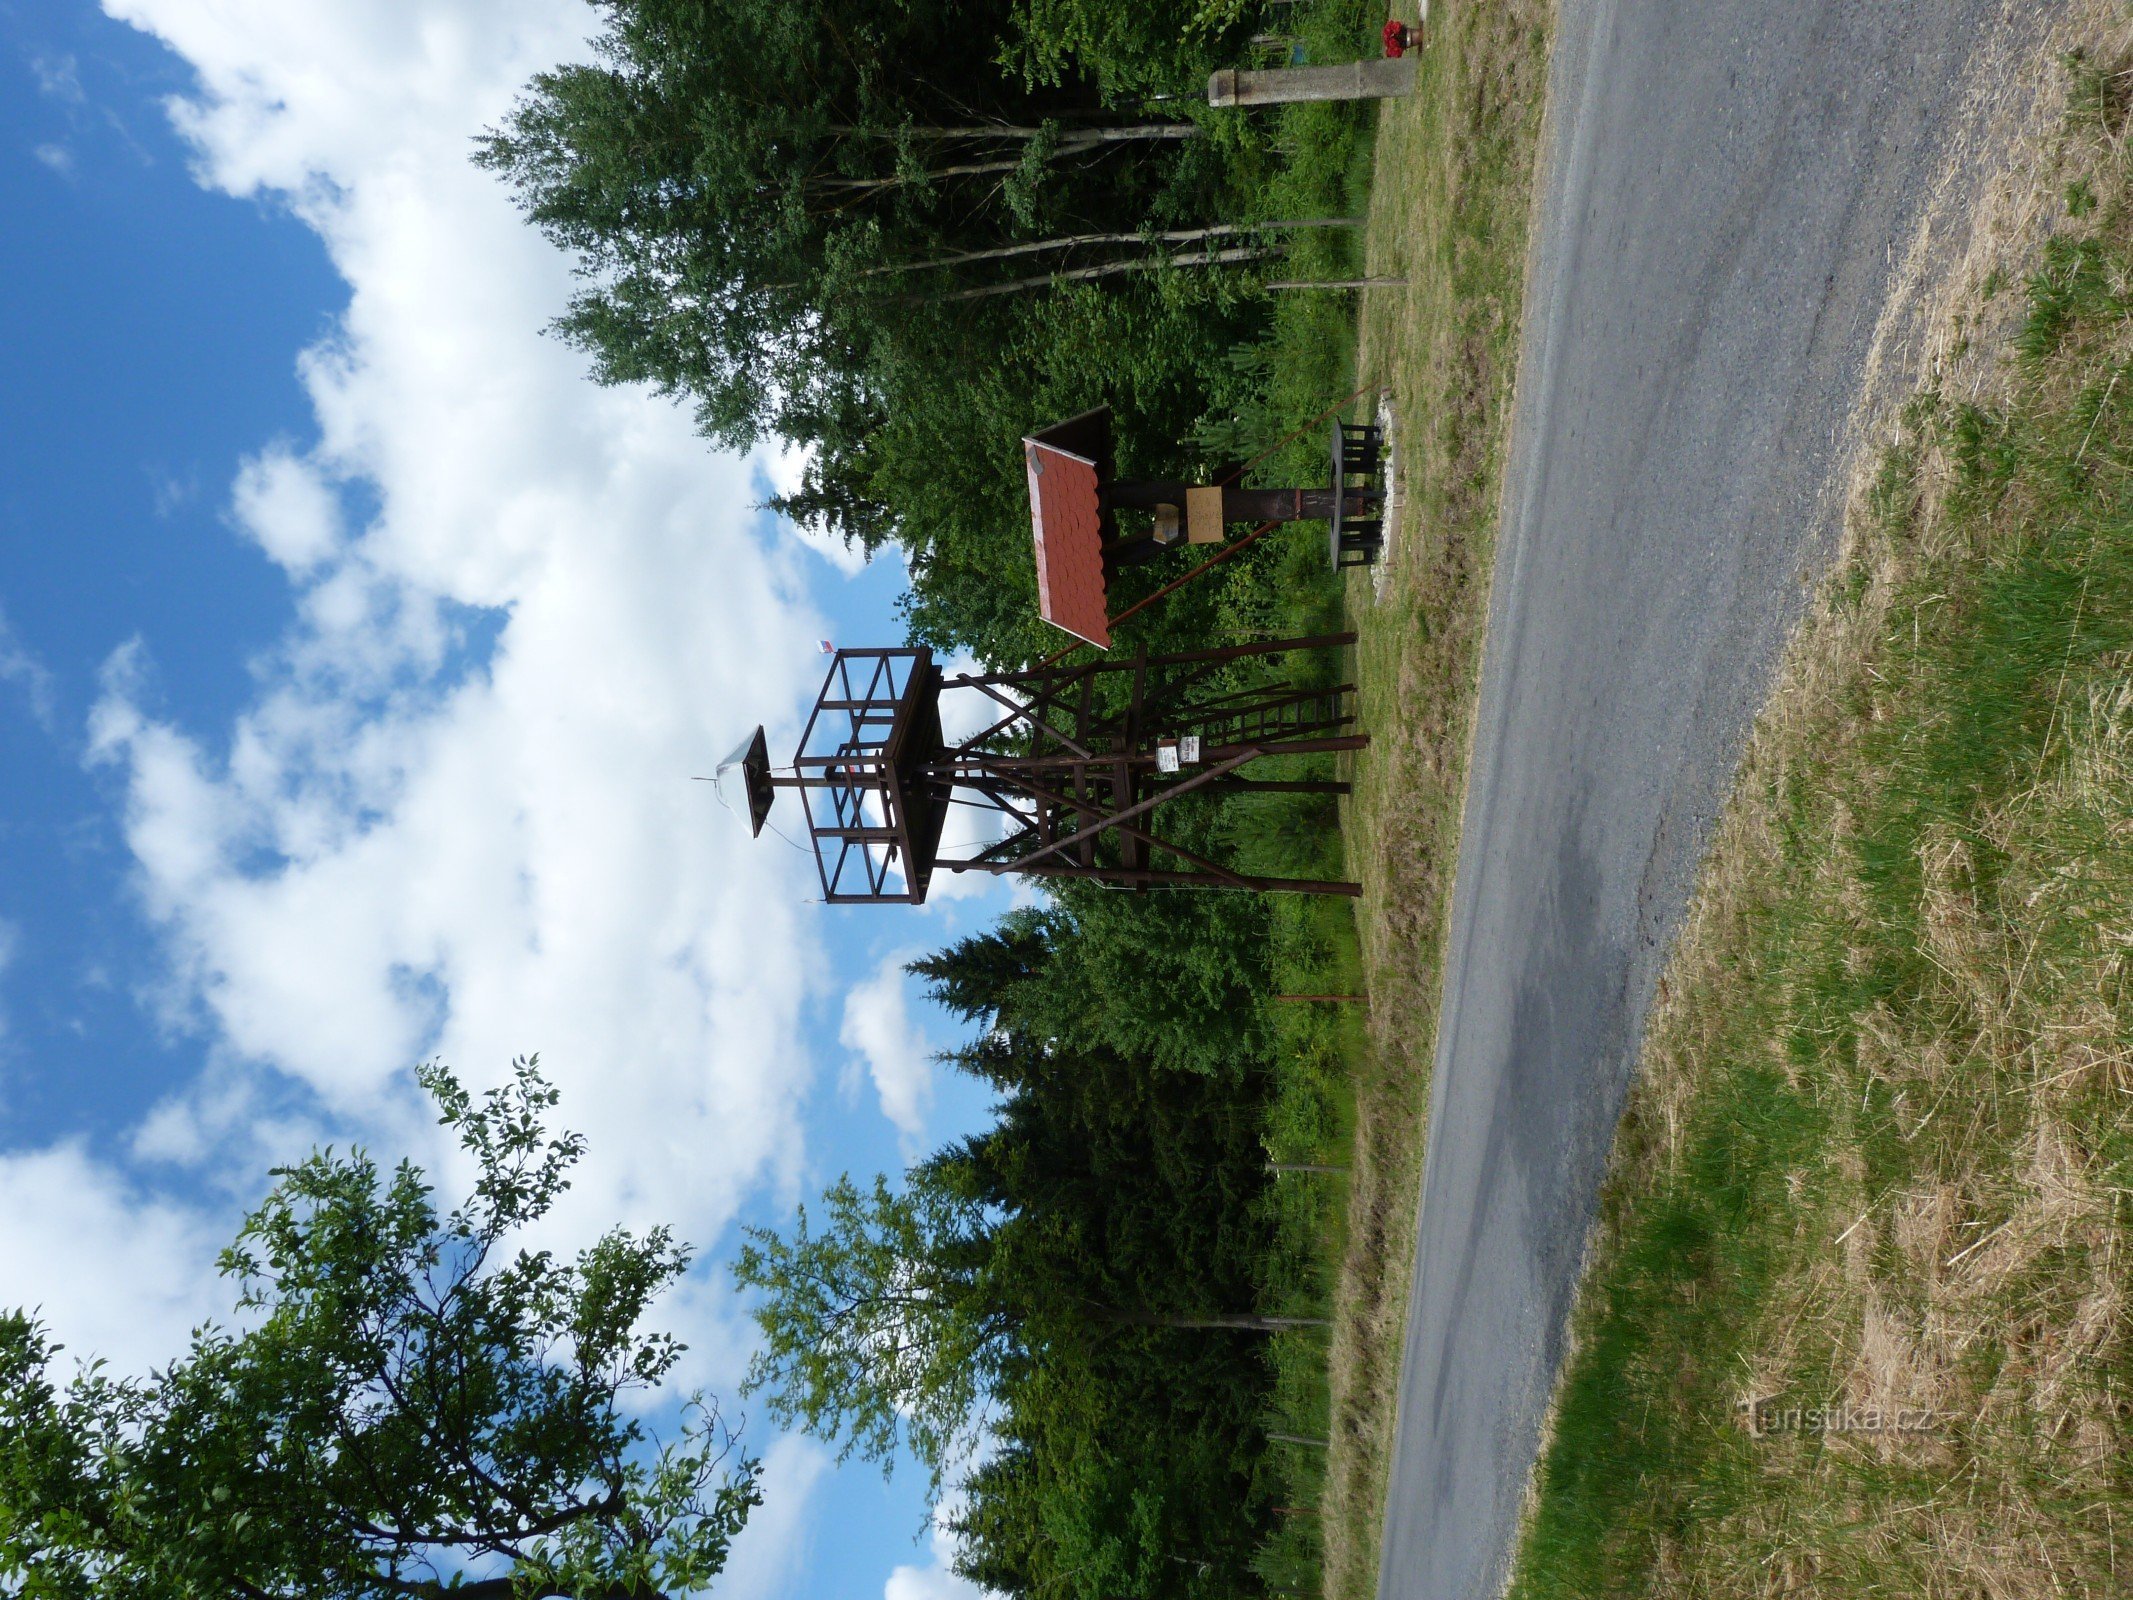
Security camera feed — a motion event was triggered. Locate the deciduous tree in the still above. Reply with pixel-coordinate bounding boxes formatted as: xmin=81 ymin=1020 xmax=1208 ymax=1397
xmin=0 ymin=1058 xmax=758 ymax=1600
xmin=730 ymin=1173 xmax=1000 ymax=1503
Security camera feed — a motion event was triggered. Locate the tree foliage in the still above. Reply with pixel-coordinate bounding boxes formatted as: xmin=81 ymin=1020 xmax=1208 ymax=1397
xmin=0 ymin=1059 xmax=758 ymax=1600
xmin=472 ymin=3 xmax=1380 ymax=1593
xmin=476 ymin=0 xmax=1297 ymax=661
xmin=735 ymin=897 xmax=1290 ymax=1600
xmin=731 ymin=1173 xmax=1000 ymax=1502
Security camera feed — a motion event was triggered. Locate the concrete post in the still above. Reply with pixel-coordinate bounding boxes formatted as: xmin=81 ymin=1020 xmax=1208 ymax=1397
xmin=1208 ymin=57 xmax=1417 ymax=107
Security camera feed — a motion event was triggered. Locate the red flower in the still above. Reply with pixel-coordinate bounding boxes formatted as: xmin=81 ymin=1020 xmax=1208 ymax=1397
xmin=1382 ymin=19 xmax=1410 ymax=56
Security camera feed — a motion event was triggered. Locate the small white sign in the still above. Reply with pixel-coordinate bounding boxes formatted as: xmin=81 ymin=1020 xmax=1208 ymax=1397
xmin=1178 ymin=735 xmax=1202 ymax=765
xmin=1156 ymin=740 xmax=1180 ymax=774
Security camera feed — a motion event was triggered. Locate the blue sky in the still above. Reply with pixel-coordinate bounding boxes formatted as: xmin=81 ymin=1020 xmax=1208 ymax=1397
xmin=0 ymin=4 xmax=1008 ymax=1597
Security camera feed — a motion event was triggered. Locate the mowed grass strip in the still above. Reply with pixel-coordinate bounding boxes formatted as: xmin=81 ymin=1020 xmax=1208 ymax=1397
xmin=1508 ymin=50 xmax=2133 ymax=1599
xmin=1312 ymin=6 xmax=1557 ymax=1600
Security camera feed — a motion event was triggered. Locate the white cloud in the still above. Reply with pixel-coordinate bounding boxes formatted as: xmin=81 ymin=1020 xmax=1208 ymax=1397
xmin=33 ymin=142 xmax=76 ymax=176
xmin=3 ymin=11 xmax=951 ymax=1595
xmin=0 ymin=1142 xmax=225 ymax=1378
xmin=884 ymin=1513 xmax=990 ymax=1600
xmin=0 ymin=602 xmax=57 ymax=728
xmin=148 ymin=464 xmax=200 ymax=519
xmin=231 ymin=444 xmax=342 ymax=573
xmin=719 ymin=1435 xmax=833 ymax=1600
xmin=0 ymin=914 xmax=18 ymax=1059
xmin=756 ymin=444 xmax=866 ymax=576
xmin=72 ymin=0 xmax=845 ymax=1278
xmin=840 ymin=953 xmax=933 ymax=1144
xmin=30 ymin=52 xmax=85 ymax=104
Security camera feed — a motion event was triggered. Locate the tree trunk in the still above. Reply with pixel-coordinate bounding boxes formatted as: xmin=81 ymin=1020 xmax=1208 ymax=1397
xmin=930 ymin=246 xmax=1268 ymax=302
xmin=869 ymin=218 xmax=1360 ymax=278
xmin=810 ymin=125 xmax=1201 ymax=193
xmin=1267 ymin=1163 xmax=1349 ymax=1175
xmin=1267 ymin=1431 xmax=1331 ymax=1448
xmin=810 ymin=156 xmax=1024 ymax=189
xmin=1109 ymin=1310 xmax=1332 ymax=1332
xmin=1265 ymin=276 xmax=1408 ymax=290
xmin=830 ymin=122 xmax=1202 ymax=143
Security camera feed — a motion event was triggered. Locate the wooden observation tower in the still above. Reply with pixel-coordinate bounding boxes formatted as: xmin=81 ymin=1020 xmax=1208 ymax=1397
xmin=732 ymin=398 xmax=1386 ymax=904
xmin=737 ymin=637 xmax=1366 ymax=903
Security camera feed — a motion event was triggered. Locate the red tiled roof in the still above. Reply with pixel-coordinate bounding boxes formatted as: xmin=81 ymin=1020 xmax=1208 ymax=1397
xmin=1025 ymin=439 xmax=1110 ymax=649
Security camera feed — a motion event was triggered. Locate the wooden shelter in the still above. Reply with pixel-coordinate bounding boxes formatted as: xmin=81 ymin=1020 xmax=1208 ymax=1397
xmin=1022 ymin=406 xmax=1385 ymax=645
xmin=741 ymin=637 xmax=1367 ymax=902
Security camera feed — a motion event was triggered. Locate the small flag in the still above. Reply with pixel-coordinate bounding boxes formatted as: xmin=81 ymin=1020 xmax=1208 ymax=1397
xmin=820 ymin=640 xmax=836 ymax=655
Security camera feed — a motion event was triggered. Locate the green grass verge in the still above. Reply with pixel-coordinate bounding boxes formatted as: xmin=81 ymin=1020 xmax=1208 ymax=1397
xmin=1508 ymin=50 xmax=2133 ymax=1598
xmin=1323 ymin=7 xmax=1556 ymax=1600
xmin=1194 ymin=3 xmax=1558 ymax=1591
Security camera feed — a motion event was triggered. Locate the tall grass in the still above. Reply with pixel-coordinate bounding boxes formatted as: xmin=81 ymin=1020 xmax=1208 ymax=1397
xmin=1220 ymin=23 xmax=1381 ymax=1551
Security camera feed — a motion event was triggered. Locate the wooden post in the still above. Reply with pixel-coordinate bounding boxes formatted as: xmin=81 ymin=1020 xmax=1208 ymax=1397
xmin=1208 ymin=58 xmax=1417 ymax=107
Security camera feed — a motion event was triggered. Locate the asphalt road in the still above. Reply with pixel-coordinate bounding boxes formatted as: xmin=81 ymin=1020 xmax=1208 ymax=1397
xmin=1376 ymin=3 xmax=2051 ymax=1597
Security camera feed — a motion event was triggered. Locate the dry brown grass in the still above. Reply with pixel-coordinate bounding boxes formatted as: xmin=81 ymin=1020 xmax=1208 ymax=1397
xmin=1507 ymin=8 xmax=2133 ymax=1594
xmin=1310 ymin=7 xmax=1555 ymax=1599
